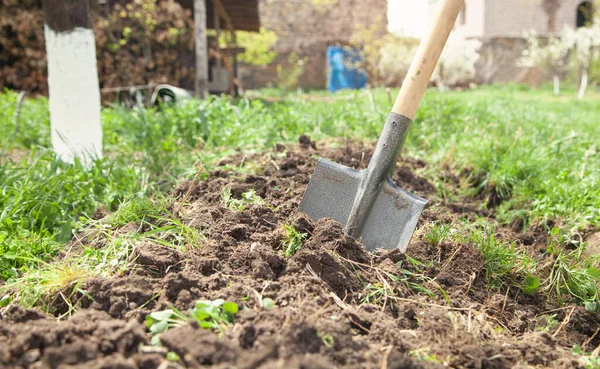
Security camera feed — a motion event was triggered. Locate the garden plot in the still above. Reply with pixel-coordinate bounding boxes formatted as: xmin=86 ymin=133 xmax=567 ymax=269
xmin=1 ymin=138 xmax=599 ymax=369
xmin=1 ymin=85 xmax=600 ymax=368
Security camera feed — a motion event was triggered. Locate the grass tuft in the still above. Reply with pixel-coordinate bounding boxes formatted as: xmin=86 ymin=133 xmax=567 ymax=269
xmin=281 ymin=224 xmax=306 ymax=257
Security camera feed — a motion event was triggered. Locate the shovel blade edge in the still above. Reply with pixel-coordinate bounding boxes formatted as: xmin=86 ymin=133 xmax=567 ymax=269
xmin=361 ymin=177 xmax=427 ymax=253
xmin=300 ymin=158 xmax=428 ymax=253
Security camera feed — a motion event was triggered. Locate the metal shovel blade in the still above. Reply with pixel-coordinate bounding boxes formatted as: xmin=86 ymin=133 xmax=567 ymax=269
xmin=299 ymin=158 xmax=427 ymax=252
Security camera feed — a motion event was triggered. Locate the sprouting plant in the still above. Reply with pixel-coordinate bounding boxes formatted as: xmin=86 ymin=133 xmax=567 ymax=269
xmin=281 ymin=224 xmax=307 ymax=257
xmin=317 ymin=331 xmax=334 ymax=348
xmin=188 ymin=299 xmax=239 ymax=333
xmin=146 ymin=299 xmax=239 ymax=345
xmin=145 ymin=307 xmax=189 ymax=345
xmin=425 ymin=223 xmax=454 ymax=246
xmin=535 ymin=314 xmax=559 ymax=332
xmin=261 ymin=297 xmax=274 ymax=310
xmin=221 ymin=187 xmax=267 ymax=211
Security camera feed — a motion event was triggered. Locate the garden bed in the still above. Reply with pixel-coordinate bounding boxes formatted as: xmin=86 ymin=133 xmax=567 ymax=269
xmin=1 ymin=137 xmax=598 ymax=369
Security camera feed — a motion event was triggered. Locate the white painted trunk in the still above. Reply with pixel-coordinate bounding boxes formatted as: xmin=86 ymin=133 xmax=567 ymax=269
xmin=578 ymin=69 xmax=589 ymax=100
xmin=44 ymin=26 xmax=102 ymax=165
xmin=553 ymin=75 xmax=560 ymax=96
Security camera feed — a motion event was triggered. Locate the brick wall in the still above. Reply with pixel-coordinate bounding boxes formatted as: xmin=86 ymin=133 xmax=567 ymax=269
xmin=428 ymin=0 xmax=587 ymax=85
xmin=486 ymin=0 xmax=583 ymax=37
xmin=429 ymin=0 xmax=584 ymax=38
xmin=239 ymin=0 xmax=388 ymax=89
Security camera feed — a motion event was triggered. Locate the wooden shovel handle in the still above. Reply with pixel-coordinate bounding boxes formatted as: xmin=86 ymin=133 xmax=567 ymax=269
xmin=392 ymin=0 xmax=465 ymax=119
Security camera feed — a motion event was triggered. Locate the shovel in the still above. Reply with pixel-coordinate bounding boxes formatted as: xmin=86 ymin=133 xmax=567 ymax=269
xmin=300 ymin=0 xmax=465 ymax=252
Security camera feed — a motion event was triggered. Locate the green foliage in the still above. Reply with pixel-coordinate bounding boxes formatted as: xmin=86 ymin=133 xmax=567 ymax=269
xmin=467 ymin=222 xmax=536 ymax=290
xmin=236 ymin=28 xmax=278 ymax=66
xmin=281 ymin=224 xmax=306 ymax=257
xmin=2 ymin=84 xmax=600 ymax=314
xmin=572 ymin=345 xmax=600 ymax=369
xmin=543 ymin=228 xmax=600 ymax=311
xmin=0 ymin=151 xmax=146 ymax=279
xmin=221 ymin=187 xmax=267 ymax=211
xmin=424 ymin=223 xmax=454 ymax=246
xmin=535 ymin=314 xmax=559 ymax=332
xmin=261 ymin=297 xmax=274 ymax=310
xmin=108 ymin=196 xmax=169 ymax=228
xmin=146 ymin=299 xmax=239 ymax=344
xmin=317 ymin=331 xmax=335 ymax=348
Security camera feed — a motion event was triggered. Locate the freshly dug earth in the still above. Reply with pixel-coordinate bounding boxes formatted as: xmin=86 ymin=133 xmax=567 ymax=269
xmin=1 ymin=137 xmax=598 ymax=369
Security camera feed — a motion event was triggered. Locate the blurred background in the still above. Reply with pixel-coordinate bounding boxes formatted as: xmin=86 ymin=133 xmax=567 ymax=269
xmin=1 ymin=0 xmax=598 ymax=101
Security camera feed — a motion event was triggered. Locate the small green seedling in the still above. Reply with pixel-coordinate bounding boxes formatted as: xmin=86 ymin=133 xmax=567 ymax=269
xmin=166 ymin=352 xmax=181 ymax=362
xmin=535 ymin=314 xmax=559 ymax=333
xmin=281 ymin=224 xmax=307 ymax=257
xmin=188 ymin=299 xmax=239 ymax=334
xmin=221 ymin=187 xmax=267 ymax=211
xmin=262 ymin=297 xmax=274 ymax=310
xmin=145 ymin=308 xmax=189 ymax=345
xmin=146 ymin=298 xmax=239 ymax=345
xmin=318 ymin=331 xmax=334 ymax=348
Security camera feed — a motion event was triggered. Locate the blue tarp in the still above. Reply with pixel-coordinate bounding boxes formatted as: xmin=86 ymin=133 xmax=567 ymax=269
xmin=327 ymin=46 xmax=367 ymax=92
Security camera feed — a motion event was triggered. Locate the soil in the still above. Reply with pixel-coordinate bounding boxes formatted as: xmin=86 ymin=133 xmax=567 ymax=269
xmin=1 ymin=136 xmax=599 ymax=369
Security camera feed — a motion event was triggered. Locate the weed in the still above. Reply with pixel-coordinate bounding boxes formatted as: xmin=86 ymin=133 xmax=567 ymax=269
xmin=543 ymin=229 xmax=600 ymax=311
xmin=425 ymin=223 xmax=454 ymax=246
xmin=281 ymin=224 xmax=307 ymax=257
xmin=467 ymin=222 xmax=536 ymax=291
xmin=146 ymin=299 xmax=239 ymax=345
xmin=535 ymin=314 xmax=559 ymax=332
xmin=317 ymin=331 xmax=335 ymax=348
xmin=221 ymin=187 xmax=268 ymax=211
xmin=108 ymin=196 xmax=169 ymax=228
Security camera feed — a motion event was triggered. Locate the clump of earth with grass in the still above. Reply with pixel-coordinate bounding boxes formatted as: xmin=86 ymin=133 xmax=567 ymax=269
xmin=1 ymin=86 xmax=599 ymax=368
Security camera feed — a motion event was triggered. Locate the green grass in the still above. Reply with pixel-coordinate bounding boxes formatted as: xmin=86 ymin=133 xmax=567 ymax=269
xmin=0 ymin=84 xmax=599 ymax=311
xmin=281 ymin=224 xmax=306 ymax=257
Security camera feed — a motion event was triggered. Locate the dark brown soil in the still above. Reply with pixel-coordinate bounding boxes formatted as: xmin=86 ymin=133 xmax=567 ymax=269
xmin=1 ymin=138 xmax=598 ymax=369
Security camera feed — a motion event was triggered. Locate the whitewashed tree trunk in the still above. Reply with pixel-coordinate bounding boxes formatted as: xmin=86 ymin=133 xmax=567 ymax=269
xmin=194 ymin=0 xmax=208 ymax=98
xmin=42 ymin=0 xmax=102 ymax=165
xmin=553 ymin=75 xmax=560 ymax=96
xmin=578 ymin=68 xmax=589 ymax=100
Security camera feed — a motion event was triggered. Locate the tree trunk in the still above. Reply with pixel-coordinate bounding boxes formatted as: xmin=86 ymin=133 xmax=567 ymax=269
xmin=553 ymin=75 xmax=560 ymax=96
xmin=42 ymin=0 xmax=102 ymax=165
xmin=194 ymin=0 xmax=208 ymax=99
xmin=578 ymin=68 xmax=588 ymax=100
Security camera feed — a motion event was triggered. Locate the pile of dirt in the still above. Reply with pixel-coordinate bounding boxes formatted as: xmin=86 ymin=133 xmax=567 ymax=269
xmin=1 ymin=137 xmax=598 ymax=369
